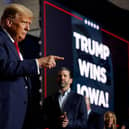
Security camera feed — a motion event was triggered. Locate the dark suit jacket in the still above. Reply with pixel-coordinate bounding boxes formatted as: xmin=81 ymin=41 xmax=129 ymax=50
xmin=87 ymin=111 xmax=104 ymax=129
xmin=0 ymin=27 xmax=38 ymax=129
xmin=42 ymin=91 xmax=88 ymax=129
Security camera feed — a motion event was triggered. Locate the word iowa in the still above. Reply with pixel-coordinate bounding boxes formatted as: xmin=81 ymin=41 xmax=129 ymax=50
xmin=77 ymin=83 xmax=109 ymax=108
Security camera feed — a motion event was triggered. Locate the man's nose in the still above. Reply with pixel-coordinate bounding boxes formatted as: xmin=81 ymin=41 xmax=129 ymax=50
xmin=25 ymin=23 xmax=30 ymax=31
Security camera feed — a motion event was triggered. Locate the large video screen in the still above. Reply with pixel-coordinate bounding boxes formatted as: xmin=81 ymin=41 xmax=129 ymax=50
xmin=40 ymin=0 xmax=129 ymax=114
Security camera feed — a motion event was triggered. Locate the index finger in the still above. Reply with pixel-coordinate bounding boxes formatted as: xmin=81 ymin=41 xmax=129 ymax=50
xmin=54 ymin=56 xmax=64 ymax=60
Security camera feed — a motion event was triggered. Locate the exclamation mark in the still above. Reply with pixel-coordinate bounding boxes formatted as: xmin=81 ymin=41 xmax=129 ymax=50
xmin=105 ymin=92 xmax=109 ymax=108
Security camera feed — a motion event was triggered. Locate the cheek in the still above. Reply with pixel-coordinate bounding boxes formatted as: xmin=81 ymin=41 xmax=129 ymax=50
xmin=13 ymin=26 xmax=21 ymax=34
xmin=17 ymin=27 xmax=25 ymax=36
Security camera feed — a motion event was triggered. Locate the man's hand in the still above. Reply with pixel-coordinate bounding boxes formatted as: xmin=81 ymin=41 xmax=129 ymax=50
xmin=38 ymin=55 xmax=64 ymax=69
xmin=59 ymin=112 xmax=69 ymax=128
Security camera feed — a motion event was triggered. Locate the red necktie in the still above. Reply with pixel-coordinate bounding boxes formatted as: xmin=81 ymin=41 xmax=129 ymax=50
xmin=14 ymin=41 xmax=21 ymax=58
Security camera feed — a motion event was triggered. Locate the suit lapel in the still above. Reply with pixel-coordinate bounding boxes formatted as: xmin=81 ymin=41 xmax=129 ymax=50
xmin=9 ymin=40 xmax=21 ymax=60
xmin=55 ymin=93 xmax=62 ymax=112
xmin=52 ymin=93 xmax=63 ymax=116
xmin=0 ymin=27 xmax=21 ymax=60
xmin=62 ymin=92 xmax=74 ymax=112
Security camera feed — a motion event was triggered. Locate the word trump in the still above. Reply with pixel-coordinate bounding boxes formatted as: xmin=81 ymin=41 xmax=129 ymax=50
xmin=73 ymin=32 xmax=110 ymax=60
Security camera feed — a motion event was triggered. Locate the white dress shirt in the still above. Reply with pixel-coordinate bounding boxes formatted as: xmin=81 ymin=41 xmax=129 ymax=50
xmin=58 ymin=88 xmax=71 ymax=111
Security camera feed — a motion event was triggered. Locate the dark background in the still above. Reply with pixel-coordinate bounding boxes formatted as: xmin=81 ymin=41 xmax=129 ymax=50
xmin=54 ymin=0 xmax=129 ymax=41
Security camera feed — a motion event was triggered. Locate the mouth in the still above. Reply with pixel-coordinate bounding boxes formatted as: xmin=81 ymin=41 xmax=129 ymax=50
xmin=23 ymin=32 xmax=27 ymax=36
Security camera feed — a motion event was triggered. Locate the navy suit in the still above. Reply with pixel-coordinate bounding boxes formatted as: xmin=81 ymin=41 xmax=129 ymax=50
xmin=42 ymin=91 xmax=88 ymax=129
xmin=87 ymin=111 xmax=104 ymax=129
xmin=0 ymin=27 xmax=38 ymax=129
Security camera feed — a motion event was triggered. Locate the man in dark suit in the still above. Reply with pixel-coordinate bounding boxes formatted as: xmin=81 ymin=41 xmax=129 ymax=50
xmin=0 ymin=3 xmax=64 ymax=129
xmin=85 ymin=97 xmax=104 ymax=129
xmin=42 ymin=67 xmax=87 ymax=129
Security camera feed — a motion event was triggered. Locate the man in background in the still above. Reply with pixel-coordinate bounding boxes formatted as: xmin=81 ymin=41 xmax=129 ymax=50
xmin=42 ymin=67 xmax=87 ymax=129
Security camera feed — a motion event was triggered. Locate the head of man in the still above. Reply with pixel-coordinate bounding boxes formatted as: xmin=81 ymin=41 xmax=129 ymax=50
xmin=57 ymin=67 xmax=73 ymax=92
xmin=1 ymin=3 xmax=33 ymax=42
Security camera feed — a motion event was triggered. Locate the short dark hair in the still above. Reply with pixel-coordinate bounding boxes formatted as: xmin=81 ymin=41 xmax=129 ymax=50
xmin=58 ymin=67 xmax=73 ymax=78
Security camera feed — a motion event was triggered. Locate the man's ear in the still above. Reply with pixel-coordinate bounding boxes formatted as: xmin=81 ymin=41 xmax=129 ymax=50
xmin=6 ymin=17 xmax=12 ymax=27
xmin=70 ymin=78 xmax=73 ymax=84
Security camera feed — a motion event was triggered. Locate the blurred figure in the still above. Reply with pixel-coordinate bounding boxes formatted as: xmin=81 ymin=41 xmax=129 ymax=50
xmin=85 ymin=96 xmax=104 ymax=129
xmin=104 ymin=111 xmax=117 ymax=129
xmin=0 ymin=3 xmax=64 ymax=129
xmin=41 ymin=67 xmax=87 ymax=129
xmin=120 ymin=108 xmax=129 ymax=129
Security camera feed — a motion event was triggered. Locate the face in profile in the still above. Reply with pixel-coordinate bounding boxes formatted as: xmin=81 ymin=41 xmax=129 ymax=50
xmin=8 ymin=14 xmax=32 ymax=42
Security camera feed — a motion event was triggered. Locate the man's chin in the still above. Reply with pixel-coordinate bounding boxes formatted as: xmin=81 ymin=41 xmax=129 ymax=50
xmin=60 ymin=84 xmax=66 ymax=88
xmin=19 ymin=36 xmax=26 ymax=42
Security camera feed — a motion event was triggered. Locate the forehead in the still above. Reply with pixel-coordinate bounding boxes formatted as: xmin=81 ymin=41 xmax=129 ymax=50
xmin=107 ymin=113 xmax=113 ymax=117
xmin=15 ymin=13 xmax=32 ymax=20
xmin=14 ymin=14 xmax=32 ymax=24
xmin=58 ymin=70 xmax=70 ymax=75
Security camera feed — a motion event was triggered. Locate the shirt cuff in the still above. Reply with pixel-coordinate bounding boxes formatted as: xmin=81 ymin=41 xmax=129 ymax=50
xmin=35 ymin=59 xmax=40 ymax=75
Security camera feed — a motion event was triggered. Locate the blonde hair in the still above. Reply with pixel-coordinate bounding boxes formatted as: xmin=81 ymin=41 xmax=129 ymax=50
xmin=104 ymin=111 xmax=117 ymax=129
xmin=1 ymin=3 xmax=33 ymax=24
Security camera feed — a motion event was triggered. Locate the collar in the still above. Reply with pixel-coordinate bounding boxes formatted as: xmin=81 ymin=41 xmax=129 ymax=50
xmin=59 ymin=88 xmax=71 ymax=96
xmin=2 ymin=28 xmax=14 ymax=43
xmin=87 ymin=109 xmax=92 ymax=116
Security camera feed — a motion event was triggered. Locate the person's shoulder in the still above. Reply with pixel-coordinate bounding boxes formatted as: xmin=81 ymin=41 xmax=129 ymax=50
xmin=0 ymin=27 xmax=8 ymax=43
xmin=70 ymin=91 xmax=84 ymax=98
xmin=0 ymin=26 xmax=5 ymax=35
xmin=0 ymin=28 xmax=4 ymax=37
